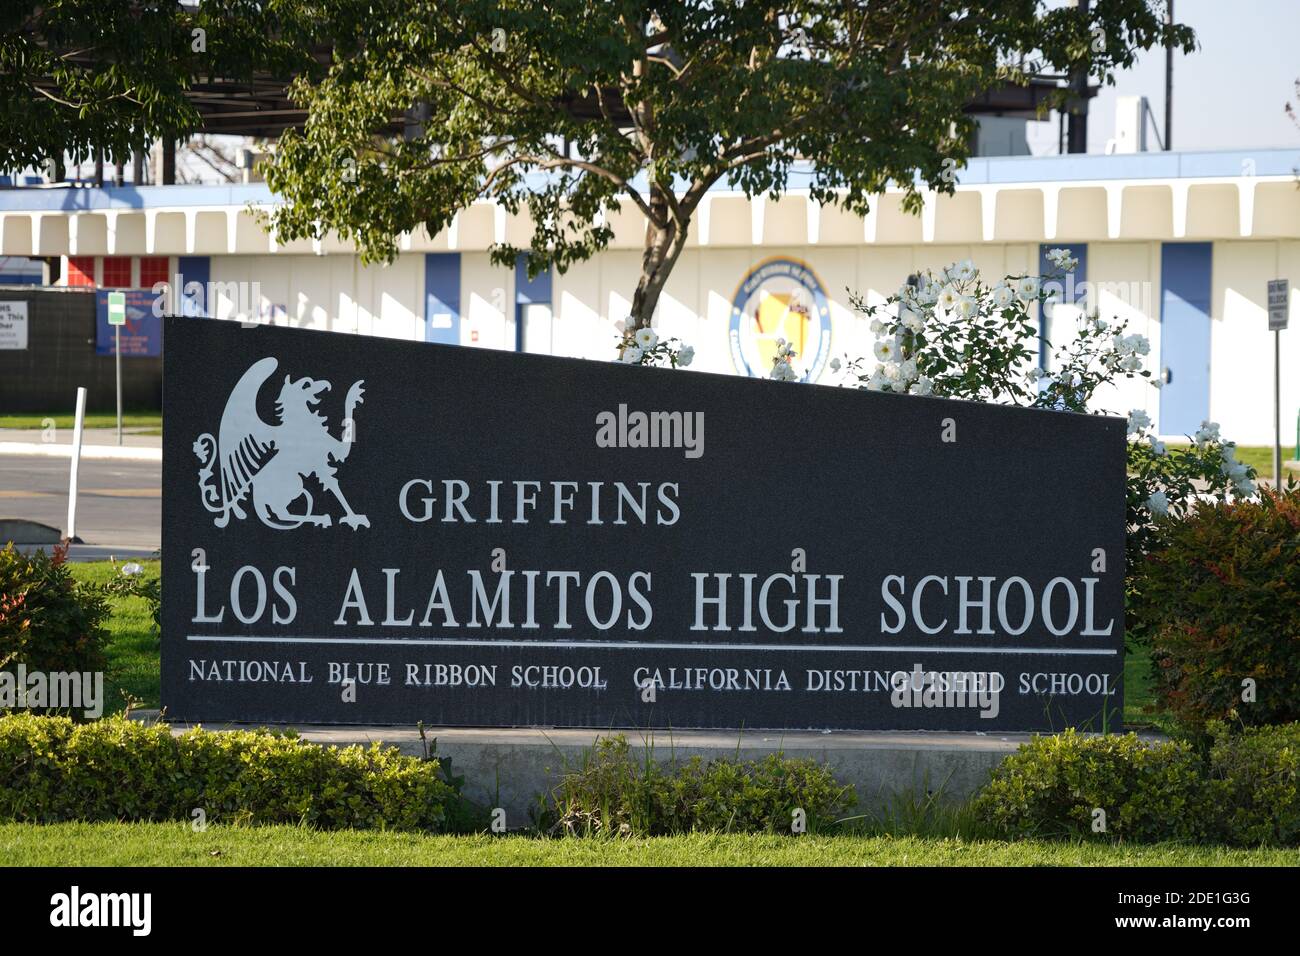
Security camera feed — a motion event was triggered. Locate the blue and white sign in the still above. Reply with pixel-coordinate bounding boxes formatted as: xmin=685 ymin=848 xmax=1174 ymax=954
xmin=728 ymin=257 xmax=832 ymax=382
xmin=96 ymin=289 xmax=162 ymax=357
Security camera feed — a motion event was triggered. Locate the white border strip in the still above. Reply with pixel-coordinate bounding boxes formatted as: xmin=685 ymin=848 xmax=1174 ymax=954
xmin=187 ymin=635 xmax=1117 ymax=656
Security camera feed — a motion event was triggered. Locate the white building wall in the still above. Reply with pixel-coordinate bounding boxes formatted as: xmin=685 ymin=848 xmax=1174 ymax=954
xmin=1211 ymin=240 xmax=1300 ymax=446
xmin=198 ymin=238 xmax=1298 ymax=450
xmin=1087 ymin=242 xmax=1160 ymax=428
xmin=459 ymin=252 xmax=512 ymax=350
xmin=207 ymin=255 xmax=423 ymax=339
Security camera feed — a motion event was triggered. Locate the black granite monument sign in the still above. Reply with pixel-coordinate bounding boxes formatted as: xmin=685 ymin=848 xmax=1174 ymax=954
xmin=162 ymin=315 xmax=1126 ymax=731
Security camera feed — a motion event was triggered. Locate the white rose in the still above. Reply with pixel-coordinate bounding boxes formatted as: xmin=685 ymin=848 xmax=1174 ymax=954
xmin=938 ymin=286 xmax=960 ymax=311
xmin=1127 ymin=409 xmax=1152 ymax=435
xmin=1147 ymin=490 xmax=1169 ymax=516
xmin=1015 ymin=276 xmax=1040 ymax=301
xmin=950 ymin=260 xmax=976 ymax=283
xmin=869 ymin=318 xmax=885 ymax=334
xmin=1193 ymin=420 xmax=1221 ymax=447
xmin=634 ymin=327 xmax=659 ymax=351
xmin=901 ymin=310 xmax=925 ymax=334
xmin=909 ymin=376 xmax=933 ymax=396
xmin=1047 ymin=248 xmax=1079 ymax=272
xmin=676 ymin=345 xmax=694 ymax=367
xmin=899 ymin=358 xmax=918 ymax=382
xmin=621 ymin=345 xmax=643 ymax=364
xmin=874 ymin=339 xmax=897 ymax=362
xmin=991 ymin=284 xmax=1014 ymax=309
xmin=956 ymin=295 xmax=978 ymax=318
xmin=121 ymin=562 xmax=144 ymax=576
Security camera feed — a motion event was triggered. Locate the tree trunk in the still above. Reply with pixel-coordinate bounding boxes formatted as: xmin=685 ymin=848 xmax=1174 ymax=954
xmin=629 ymin=182 xmax=691 ymax=330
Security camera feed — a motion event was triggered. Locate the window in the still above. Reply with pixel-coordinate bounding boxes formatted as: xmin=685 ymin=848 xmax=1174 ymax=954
xmin=66 ymin=256 xmax=95 ymax=288
xmin=101 ymin=256 xmax=132 ymax=288
xmin=139 ymin=257 xmax=169 ymax=289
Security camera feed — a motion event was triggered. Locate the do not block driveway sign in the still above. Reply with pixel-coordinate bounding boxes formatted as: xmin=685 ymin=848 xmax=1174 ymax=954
xmin=162 ymin=316 xmax=1126 ymax=731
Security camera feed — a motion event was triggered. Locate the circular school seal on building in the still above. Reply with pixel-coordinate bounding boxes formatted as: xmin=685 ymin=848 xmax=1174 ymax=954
xmin=728 ymin=257 xmax=832 ymax=382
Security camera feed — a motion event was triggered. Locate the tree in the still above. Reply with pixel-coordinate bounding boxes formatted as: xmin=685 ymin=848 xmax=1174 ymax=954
xmin=0 ymin=2 xmax=312 ymax=175
xmin=263 ymin=1 xmax=1193 ymax=332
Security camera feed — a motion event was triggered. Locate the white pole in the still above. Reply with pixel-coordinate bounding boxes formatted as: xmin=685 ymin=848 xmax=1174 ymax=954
xmin=67 ymin=387 xmax=87 ymax=543
xmin=115 ymin=323 xmax=123 ymax=446
xmin=1275 ymin=329 xmax=1283 ymax=486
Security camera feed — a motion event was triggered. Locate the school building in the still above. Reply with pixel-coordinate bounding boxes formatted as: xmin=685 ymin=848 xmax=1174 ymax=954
xmin=1 ymin=146 xmax=1298 ymax=445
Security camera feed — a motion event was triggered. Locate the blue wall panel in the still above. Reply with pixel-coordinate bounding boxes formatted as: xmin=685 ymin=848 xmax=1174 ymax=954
xmin=177 ymin=255 xmax=210 ymax=316
xmin=1158 ymin=243 xmax=1213 ymax=436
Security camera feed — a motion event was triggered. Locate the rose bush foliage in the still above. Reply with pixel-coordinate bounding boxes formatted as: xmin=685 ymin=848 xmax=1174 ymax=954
xmin=767 ymin=250 xmax=1257 ymax=585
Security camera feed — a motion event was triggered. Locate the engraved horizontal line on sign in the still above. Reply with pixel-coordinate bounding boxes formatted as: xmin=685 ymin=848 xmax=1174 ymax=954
xmin=186 ymin=635 xmax=1118 ymax=655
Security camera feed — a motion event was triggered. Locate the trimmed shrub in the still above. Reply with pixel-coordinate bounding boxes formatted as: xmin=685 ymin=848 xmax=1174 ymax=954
xmin=0 ymin=713 xmax=458 ymax=831
xmin=1207 ymin=721 xmax=1300 ymax=846
xmin=1130 ymin=488 xmax=1300 ymax=731
xmin=545 ymin=735 xmax=855 ymax=836
xmin=972 ymin=730 xmax=1206 ymax=843
xmin=0 ymin=543 xmax=110 ymax=679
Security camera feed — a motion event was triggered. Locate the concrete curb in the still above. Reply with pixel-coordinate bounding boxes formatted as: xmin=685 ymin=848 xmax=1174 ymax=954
xmin=130 ymin=712 xmax=1030 ymax=824
xmin=0 ymin=441 xmax=161 ymax=462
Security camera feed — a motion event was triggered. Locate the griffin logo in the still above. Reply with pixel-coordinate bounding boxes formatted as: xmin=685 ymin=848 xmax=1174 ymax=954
xmin=194 ymin=356 xmax=370 ymax=530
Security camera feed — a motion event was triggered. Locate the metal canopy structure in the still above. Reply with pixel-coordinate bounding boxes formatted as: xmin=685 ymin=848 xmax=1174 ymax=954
xmin=186 ymin=76 xmax=316 ymax=138
xmin=188 ymin=72 xmax=1086 ymax=141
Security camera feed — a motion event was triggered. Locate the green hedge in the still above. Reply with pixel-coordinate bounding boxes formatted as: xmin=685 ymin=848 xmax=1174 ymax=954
xmin=544 ymin=735 xmax=855 ymax=835
xmin=972 ymin=730 xmax=1206 ymax=843
xmin=1130 ymin=489 xmax=1300 ymax=731
xmin=974 ymin=724 xmax=1300 ymax=846
xmin=1208 ymin=721 xmax=1300 ymax=846
xmin=0 ymin=714 xmax=457 ymax=831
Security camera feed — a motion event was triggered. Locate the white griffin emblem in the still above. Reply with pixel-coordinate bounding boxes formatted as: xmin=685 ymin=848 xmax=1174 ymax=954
xmin=193 ymin=356 xmax=370 ymax=530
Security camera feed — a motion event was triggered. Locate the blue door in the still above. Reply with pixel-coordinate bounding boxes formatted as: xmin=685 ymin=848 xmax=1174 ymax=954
xmin=1158 ymin=243 xmax=1212 ymax=437
xmin=424 ymin=253 xmax=461 ymax=345
xmin=514 ymin=252 xmax=553 ymax=353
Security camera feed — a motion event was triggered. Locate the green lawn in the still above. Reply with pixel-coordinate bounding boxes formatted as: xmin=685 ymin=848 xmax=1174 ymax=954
xmin=1231 ymin=445 xmax=1300 ymax=474
xmin=0 ymin=411 xmax=161 ymax=430
xmin=1158 ymin=443 xmax=1300 ymax=475
xmin=1 ymin=822 xmax=1294 ymax=866
xmin=72 ymin=559 xmax=161 ymax=714
xmin=1123 ymin=641 xmax=1164 ymax=730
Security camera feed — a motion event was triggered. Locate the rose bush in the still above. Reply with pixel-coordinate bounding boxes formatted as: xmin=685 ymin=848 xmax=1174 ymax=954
xmin=769 ymin=251 xmax=1257 ymax=588
xmin=614 ymin=324 xmax=695 ymax=369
